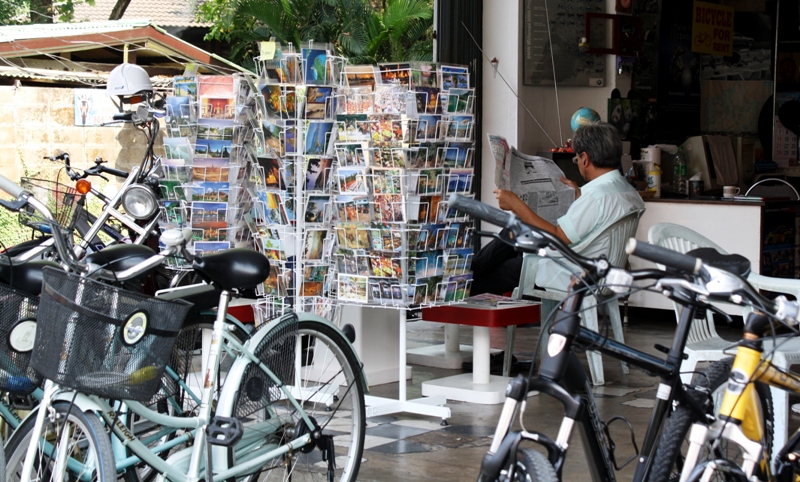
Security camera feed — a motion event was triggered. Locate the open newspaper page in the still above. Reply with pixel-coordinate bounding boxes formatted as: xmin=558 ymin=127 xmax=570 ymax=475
xmin=487 ymin=134 xmax=511 ymax=190
xmin=508 ymin=147 xmax=574 ymax=225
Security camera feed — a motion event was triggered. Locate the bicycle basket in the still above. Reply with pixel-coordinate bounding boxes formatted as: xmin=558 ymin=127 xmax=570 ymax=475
xmin=31 ymin=267 xmax=191 ymax=402
xmin=0 ymin=283 xmax=42 ymax=394
xmin=18 ymin=178 xmax=83 ymax=232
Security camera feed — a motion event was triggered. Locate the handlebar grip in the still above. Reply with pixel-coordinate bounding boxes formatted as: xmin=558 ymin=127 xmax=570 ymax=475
xmin=99 ymin=165 xmax=129 ymax=179
xmin=626 ymin=239 xmax=703 ymax=275
xmin=0 ymin=174 xmax=25 ymax=198
xmin=447 ymin=194 xmax=513 ymax=228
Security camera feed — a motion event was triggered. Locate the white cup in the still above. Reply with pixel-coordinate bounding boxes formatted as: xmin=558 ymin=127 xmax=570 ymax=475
xmin=722 ymin=185 xmax=740 ymax=198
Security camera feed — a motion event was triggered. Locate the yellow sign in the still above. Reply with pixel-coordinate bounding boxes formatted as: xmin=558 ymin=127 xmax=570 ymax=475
xmin=692 ymin=1 xmax=734 ymax=56
xmin=259 ymin=41 xmax=277 ymax=60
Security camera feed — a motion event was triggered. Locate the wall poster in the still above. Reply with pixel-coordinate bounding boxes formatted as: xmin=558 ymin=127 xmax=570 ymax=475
xmin=522 ymin=0 xmax=606 ymax=87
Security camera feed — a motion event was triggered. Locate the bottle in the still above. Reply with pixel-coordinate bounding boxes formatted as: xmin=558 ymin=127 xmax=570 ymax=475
xmin=673 ymin=146 xmax=687 ymax=194
xmin=647 ymin=164 xmax=662 ymax=198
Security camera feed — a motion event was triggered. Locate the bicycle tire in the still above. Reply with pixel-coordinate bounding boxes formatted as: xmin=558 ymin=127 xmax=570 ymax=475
xmin=513 ymin=448 xmax=558 ymax=482
xmin=216 ymin=316 xmax=366 ymax=482
xmin=122 ymin=313 xmax=249 ymax=482
xmin=648 ymin=358 xmax=773 ymax=482
xmin=5 ymin=401 xmax=116 ymax=482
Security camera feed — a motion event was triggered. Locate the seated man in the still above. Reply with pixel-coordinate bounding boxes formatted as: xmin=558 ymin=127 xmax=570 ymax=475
xmin=471 ymin=122 xmax=645 ymax=295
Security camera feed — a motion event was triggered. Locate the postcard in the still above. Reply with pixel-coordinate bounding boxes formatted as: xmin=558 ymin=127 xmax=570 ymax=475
xmin=261 ymin=120 xmax=285 ymax=156
xmin=163 ymin=137 xmax=192 ymax=165
xmin=368 ymin=114 xmax=402 ymax=146
xmin=444 ymin=247 xmax=473 ymax=276
xmin=415 ymin=115 xmax=442 ymax=142
xmin=284 ymin=121 xmax=297 ymax=153
xmin=411 ymin=62 xmax=438 ymax=88
xmin=191 ymin=201 xmax=227 ymax=222
xmin=445 ymin=273 xmax=473 ymax=302
xmin=302 ymin=48 xmax=328 ymax=85
xmin=261 ymin=85 xmax=297 ymax=118
xmin=413 ymin=87 xmax=440 ymax=115
xmin=192 ymin=181 xmax=229 ymax=202
xmin=338 ymin=250 xmax=372 ymax=276
xmin=192 ymin=221 xmax=228 ymax=242
xmin=337 ymin=167 xmax=368 ymax=195
xmin=414 ymin=251 xmax=443 ymax=278
xmin=443 ymin=142 xmax=474 ymax=168
xmin=281 ymin=162 xmax=295 ymax=189
xmin=345 ymin=65 xmax=377 ymax=91
xmin=192 ymin=157 xmax=230 ymax=182
xmin=305 ymin=121 xmax=334 ymax=155
xmin=302 ymin=229 xmax=327 ymax=260
xmin=374 ymin=194 xmax=405 ymax=223
xmin=335 ymin=195 xmax=371 ymax=222
xmin=195 ymin=139 xmax=232 ymax=159
xmin=371 ymin=168 xmax=403 ymax=195
xmin=301 ymin=265 xmax=329 ymax=297
xmin=262 ymin=268 xmax=281 ymax=296
xmin=258 ymin=191 xmax=286 ymax=225
xmin=304 ymin=157 xmax=333 ymax=191
xmin=369 ymin=278 xmax=403 ymax=304
xmin=447 ymin=169 xmax=473 ymax=194
xmin=305 ymin=86 xmax=333 ymax=119
xmin=166 ymin=95 xmax=193 ymax=120
xmin=368 ymin=253 xmax=403 ymax=278
xmin=444 ymin=115 xmax=474 ymax=140
xmin=160 ymin=200 xmax=188 ymax=226
xmin=417 ymin=169 xmax=443 ymax=195
xmin=417 ymin=142 xmax=444 ymax=168
xmin=439 ymin=65 xmax=470 ymax=91
xmin=305 ymin=195 xmax=330 ymax=223
xmin=256 ymin=157 xmax=282 ymax=189
xmin=194 ymin=241 xmax=230 ymax=255
xmin=335 ymin=222 xmax=370 ymax=250
xmin=197 ymin=119 xmax=234 ymax=140
xmin=338 ymin=274 xmax=369 ymax=303
xmin=335 ymin=142 xmax=369 ymax=166
xmin=174 ymin=77 xmax=198 ymax=100
xmin=444 ymin=88 xmax=474 ymax=114
xmin=379 ymin=63 xmax=410 ymax=86
xmin=199 ymin=96 xmax=234 ymax=120
xmin=406 ymin=195 xmax=425 ymax=222
xmin=336 ymin=114 xmax=370 ymax=141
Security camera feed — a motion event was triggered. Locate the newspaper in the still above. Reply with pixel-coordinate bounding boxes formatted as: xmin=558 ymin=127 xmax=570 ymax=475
xmin=487 ymin=134 xmax=575 ymax=225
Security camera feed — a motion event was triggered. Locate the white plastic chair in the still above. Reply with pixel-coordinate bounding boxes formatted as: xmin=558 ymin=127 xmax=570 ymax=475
xmin=513 ymin=209 xmax=644 ymax=386
xmin=648 ymin=222 xmax=800 ymax=458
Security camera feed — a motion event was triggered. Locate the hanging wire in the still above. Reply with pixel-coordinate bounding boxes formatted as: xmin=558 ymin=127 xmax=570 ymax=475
xmin=543 ymin=0 xmax=564 ymax=146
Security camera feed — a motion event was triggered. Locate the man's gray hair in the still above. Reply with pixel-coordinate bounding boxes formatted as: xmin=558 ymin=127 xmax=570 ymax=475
xmin=572 ymin=122 xmax=622 ymax=169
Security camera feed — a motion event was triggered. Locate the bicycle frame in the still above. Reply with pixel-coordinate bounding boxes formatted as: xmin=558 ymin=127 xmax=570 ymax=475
xmin=18 ymin=303 xmax=358 ymax=482
xmin=483 ymin=283 xmax=705 ymax=482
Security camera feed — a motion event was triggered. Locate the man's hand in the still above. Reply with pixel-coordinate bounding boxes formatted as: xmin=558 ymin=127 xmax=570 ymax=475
xmin=494 ymin=189 xmax=523 ymax=211
xmin=560 ymin=176 xmax=581 ymax=199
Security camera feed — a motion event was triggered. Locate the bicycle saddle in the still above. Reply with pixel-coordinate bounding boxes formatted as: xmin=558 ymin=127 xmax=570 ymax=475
xmin=84 ymin=244 xmax=157 ymax=282
xmin=192 ymin=248 xmax=270 ymax=291
xmin=0 ymin=259 xmax=61 ymax=295
xmin=157 ymin=283 xmax=222 ymax=316
xmin=688 ymin=247 xmax=751 ymax=277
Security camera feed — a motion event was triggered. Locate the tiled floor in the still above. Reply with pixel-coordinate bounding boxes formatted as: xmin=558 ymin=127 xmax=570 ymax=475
xmin=350 ymin=313 xmax=789 ymax=482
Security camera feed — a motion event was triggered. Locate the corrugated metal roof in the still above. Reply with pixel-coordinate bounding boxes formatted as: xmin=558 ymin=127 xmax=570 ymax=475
xmin=0 ymin=65 xmax=174 ymax=87
xmin=0 ymin=20 xmax=151 ymax=42
xmin=71 ymin=0 xmax=211 ymax=28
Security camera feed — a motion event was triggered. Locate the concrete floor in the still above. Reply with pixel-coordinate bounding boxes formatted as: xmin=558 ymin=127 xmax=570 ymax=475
xmin=352 ymin=314 xmax=796 ymax=482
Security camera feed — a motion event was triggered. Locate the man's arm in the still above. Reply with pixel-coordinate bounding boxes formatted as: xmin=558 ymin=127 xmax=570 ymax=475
xmin=494 ymin=189 xmax=572 ymax=244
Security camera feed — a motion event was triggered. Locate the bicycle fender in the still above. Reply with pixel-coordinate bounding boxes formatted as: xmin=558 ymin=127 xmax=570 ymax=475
xmin=14 ymin=390 xmax=106 ymax=431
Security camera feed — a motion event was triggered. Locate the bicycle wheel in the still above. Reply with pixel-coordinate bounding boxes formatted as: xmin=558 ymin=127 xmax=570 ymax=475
xmin=513 ymin=448 xmax=558 ymax=482
xmin=5 ymin=401 xmax=116 ymax=482
xmin=648 ymin=358 xmax=773 ymax=482
xmin=218 ymin=316 xmax=366 ymax=482
xmin=122 ymin=313 xmax=249 ymax=482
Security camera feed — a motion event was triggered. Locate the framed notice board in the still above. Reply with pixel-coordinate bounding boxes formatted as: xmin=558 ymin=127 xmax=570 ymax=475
xmin=522 ymin=0 xmax=607 ymax=87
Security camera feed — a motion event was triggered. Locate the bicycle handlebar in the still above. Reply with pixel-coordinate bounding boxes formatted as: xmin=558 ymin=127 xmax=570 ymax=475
xmin=97 ymin=164 xmax=129 ymax=179
xmin=447 ymin=194 xmax=514 ymax=229
xmin=625 ymin=239 xmax=703 ymax=275
xmin=0 ymin=174 xmax=25 ymax=198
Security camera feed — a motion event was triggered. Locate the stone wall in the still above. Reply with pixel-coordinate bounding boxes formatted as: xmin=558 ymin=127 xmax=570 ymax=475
xmin=0 ymin=85 xmax=126 ymax=183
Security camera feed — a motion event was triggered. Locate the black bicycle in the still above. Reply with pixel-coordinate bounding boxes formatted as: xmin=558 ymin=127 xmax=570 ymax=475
xmin=446 ymin=194 xmax=772 ymax=482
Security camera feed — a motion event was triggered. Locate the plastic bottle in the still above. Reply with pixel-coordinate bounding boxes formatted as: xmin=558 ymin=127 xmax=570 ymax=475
xmin=647 ymin=164 xmax=662 ymax=198
xmin=673 ymin=146 xmax=687 ymax=194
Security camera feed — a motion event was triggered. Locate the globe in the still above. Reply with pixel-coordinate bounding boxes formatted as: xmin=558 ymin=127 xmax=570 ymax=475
xmin=570 ymin=107 xmax=601 ymax=132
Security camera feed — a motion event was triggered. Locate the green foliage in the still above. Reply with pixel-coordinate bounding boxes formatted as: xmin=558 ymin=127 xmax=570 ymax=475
xmin=0 ymin=0 xmax=95 ymax=24
xmin=197 ymin=0 xmax=433 ymax=65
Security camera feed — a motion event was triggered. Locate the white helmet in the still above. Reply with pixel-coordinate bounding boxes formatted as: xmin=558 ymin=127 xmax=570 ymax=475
xmin=106 ymin=63 xmax=152 ymax=97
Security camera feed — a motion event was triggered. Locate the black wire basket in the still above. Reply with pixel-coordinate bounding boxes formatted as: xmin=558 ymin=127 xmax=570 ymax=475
xmin=0 ymin=283 xmax=42 ymax=394
xmin=31 ymin=267 xmax=191 ymax=402
xmin=18 ymin=178 xmax=83 ymax=232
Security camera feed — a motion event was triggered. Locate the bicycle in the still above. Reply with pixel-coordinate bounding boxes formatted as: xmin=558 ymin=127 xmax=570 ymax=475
xmin=445 ymin=194 xmax=773 ymax=482
xmin=0 ymin=172 xmax=367 ymax=482
xmin=644 ymin=250 xmax=800 ymax=482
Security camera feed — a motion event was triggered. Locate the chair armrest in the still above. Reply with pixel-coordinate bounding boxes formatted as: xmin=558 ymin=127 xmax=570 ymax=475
xmin=516 ymin=253 xmax=541 ymax=299
xmin=747 ymin=272 xmax=800 ymax=299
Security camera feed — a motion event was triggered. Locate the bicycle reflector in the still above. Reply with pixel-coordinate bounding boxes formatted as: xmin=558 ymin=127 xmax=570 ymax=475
xmin=75 ymin=179 xmax=91 ymax=194
xmin=121 ymin=184 xmax=158 ymax=219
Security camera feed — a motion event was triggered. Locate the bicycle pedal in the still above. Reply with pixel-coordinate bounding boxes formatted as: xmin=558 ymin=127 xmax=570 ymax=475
xmin=206 ymin=416 xmax=243 ymax=447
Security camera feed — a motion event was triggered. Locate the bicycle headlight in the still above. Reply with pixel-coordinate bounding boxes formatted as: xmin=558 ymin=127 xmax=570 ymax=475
xmin=121 ymin=184 xmax=158 ymax=220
